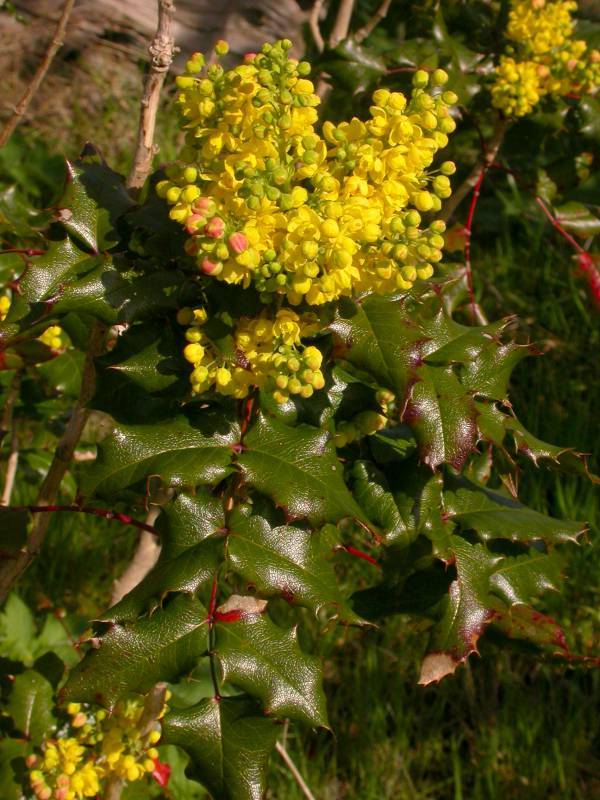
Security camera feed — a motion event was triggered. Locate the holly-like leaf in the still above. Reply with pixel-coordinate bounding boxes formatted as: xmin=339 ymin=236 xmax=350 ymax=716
xmin=7 ymin=669 xmax=55 ymax=745
xmin=37 ymin=349 xmax=85 ymax=398
xmin=63 ymin=594 xmax=208 ymax=708
xmin=105 ymin=537 xmax=224 ymax=623
xmin=331 ymin=294 xmax=527 ymax=469
xmin=214 ymin=596 xmax=328 ymax=728
xmin=227 ymin=510 xmax=362 ymax=623
xmin=157 ymin=489 xmax=226 ymax=560
xmin=238 ymin=413 xmax=368 ymax=526
xmin=490 ymin=551 xmax=562 ymax=606
xmin=59 ymin=159 xmax=133 ymax=253
xmin=162 ymin=696 xmax=278 ymax=800
xmin=444 ymin=476 xmax=585 ymax=544
xmin=80 ymin=410 xmax=239 ymax=497
xmin=419 ymin=537 xmax=501 ymax=685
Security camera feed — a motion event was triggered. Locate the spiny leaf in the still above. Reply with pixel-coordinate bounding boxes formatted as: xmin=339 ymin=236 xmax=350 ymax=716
xmin=444 ymin=476 xmax=585 ymax=544
xmin=63 ymin=594 xmax=208 ymax=708
xmin=7 ymin=669 xmax=55 ymax=745
xmin=403 ymin=364 xmax=478 ymax=469
xmin=214 ymin=596 xmax=328 ymax=728
xmin=105 ymin=537 xmax=224 ymax=623
xmin=492 ymin=604 xmax=568 ymax=652
xmin=490 ymin=551 xmax=562 ymax=606
xmin=59 ymin=159 xmax=133 ymax=253
xmin=162 ymin=696 xmax=278 ymax=800
xmin=227 ymin=510 xmax=363 ymax=623
xmin=157 ymin=489 xmax=226 ymax=560
xmin=80 ymin=410 xmax=239 ymax=497
xmin=419 ymin=537 xmax=501 ymax=685
xmin=238 ymin=413 xmax=369 ymax=526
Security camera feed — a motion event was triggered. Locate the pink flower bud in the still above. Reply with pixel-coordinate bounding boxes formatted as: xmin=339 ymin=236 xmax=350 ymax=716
xmin=204 ymin=217 xmax=225 ymax=238
xmin=201 ymin=257 xmax=223 ymax=276
xmin=185 ymin=214 xmax=205 ymax=235
xmin=244 ymin=53 xmax=257 ymax=62
xmin=228 ymin=232 xmax=249 ymax=254
xmin=193 ymin=196 xmax=212 ymax=214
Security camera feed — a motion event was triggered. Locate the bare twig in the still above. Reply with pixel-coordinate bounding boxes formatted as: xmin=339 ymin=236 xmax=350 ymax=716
xmin=0 ymin=0 xmax=76 ymax=149
xmin=276 ymin=741 xmax=317 ymax=800
xmin=329 ymin=0 xmax=355 ymax=48
xmin=126 ymin=0 xmax=176 ymax=191
xmin=0 ymin=325 xmax=105 ymax=604
xmin=440 ymin=116 xmax=508 ymax=224
xmin=110 ymin=507 xmax=162 ymax=605
xmin=309 ymin=0 xmax=326 ymax=53
xmin=355 ymin=0 xmax=393 ymax=43
xmin=6 ymin=504 xmax=160 ymax=536
xmin=1 ymin=427 xmax=20 ymax=508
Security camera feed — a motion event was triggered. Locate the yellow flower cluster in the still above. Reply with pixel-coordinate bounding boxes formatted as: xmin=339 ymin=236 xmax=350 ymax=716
xmin=39 ymin=325 xmax=66 ymax=352
xmin=0 ymin=294 xmax=10 ymax=321
xmin=179 ymin=305 xmax=325 ymax=402
xmin=492 ymin=0 xmax=600 ymax=117
xmin=159 ymin=39 xmax=456 ymax=305
xmin=27 ymin=698 xmax=164 ymax=800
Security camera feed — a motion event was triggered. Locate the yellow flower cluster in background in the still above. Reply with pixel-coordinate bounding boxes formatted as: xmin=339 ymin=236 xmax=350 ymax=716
xmin=159 ymin=39 xmax=455 ymax=306
xmin=27 ymin=697 xmax=164 ymax=800
xmin=0 ymin=294 xmax=10 ymax=321
xmin=38 ymin=325 xmax=67 ymax=352
xmin=492 ymin=0 xmax=600 ymax=117
xmin=160 ymin=39 xmax=457 ymax=402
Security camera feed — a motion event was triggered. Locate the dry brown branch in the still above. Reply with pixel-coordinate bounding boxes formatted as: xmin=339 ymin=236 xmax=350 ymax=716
xmin=109 ymin=506 xmax=162 ymax=605
xmin=354 ymin=0 xmax=392 ymax=43
xmin=276 ymin=740 xmax=317 ymax=800
xmin=126 ymin=0 xmax=176 ymax=191
xmin=0 ymin=0 xmax=76 ymax=149
xmin=0 ymin=325 xmax=105 ymax=603
xmin=440 ymin=117 xmax=508 ymax=224
xmin=309 ymin=0 xmax=326 ymax=52
xmin=329 ymin=0 xmax=355 ymax=48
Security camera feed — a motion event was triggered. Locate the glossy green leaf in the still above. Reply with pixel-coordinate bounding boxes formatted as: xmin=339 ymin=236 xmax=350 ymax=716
xmin=162 ymin=696 xmax=278 ymax=800
xmin=59 ymin=159 xmax=133 ymax=252
xmin=490 ymin=551 xmax=562 ymax=606
xmin=419 ymin=537 xmax=501 ymax=685
xmin=227 ymin=510 xmax=362 ymax=623
xmin=63 ymin=594 xmax=208 ymax=709
xmin=238 ymin=413 xmax=368 ymax=526
xmin=444 ymin=477 xmax=585 ymax=544
xmin=80 ymin=411 xmax=239 ymax=496
xmin=214 ymin=596 xmax=328 ymax=728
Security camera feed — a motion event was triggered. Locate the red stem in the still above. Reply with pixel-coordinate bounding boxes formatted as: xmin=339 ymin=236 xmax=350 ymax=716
xmin=0 ymin=248 xmax=44 ymax=256
xmin=6 ymin=504 xmax=159 ymax=534
xmin=341 ymin=544 xmax=380 ymax=568
xmin=535 ymin=196 xmax=586 ymax=255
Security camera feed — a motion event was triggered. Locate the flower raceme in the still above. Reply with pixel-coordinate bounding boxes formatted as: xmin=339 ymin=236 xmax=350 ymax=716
xmin=492 ymin=0 xmax=600 ymax=117
xmin=160 ymin=40 xmax=457 ymax=402
xmin=27 ymin=697 xmax=166 ymax=800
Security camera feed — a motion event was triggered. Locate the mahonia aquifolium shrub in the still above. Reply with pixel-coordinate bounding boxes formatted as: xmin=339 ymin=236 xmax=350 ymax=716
xmin=157 ymin=39 xmax=457 ymax=403
xmin=492 ymin=0 xmax=600 ymax=117
xmin=27 ymin=697 xmax=167 ymax=800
